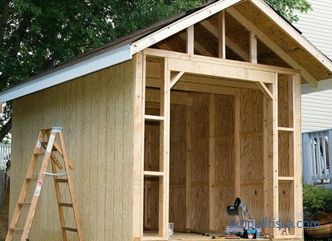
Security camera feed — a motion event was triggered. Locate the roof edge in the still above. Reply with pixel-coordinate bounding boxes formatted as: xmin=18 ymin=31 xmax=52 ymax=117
xmin=250 ymin=0 xmax=332 ymax=73
xmin=0 ymin=44 xmax=132 ymax=103
xmin=131 ymin=0 xmax=242 ymax=54
xmin=302 ymin=78 xmax=332 ymax=94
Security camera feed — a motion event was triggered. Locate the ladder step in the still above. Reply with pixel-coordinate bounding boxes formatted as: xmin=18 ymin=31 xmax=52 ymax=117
xmin=9 ymin=226 xmax=23 ymax=233
xmin=43 ymin=172 xmax=67 ymax=177
xmin=55 ymin=178 xmax=68 ymax=183
xmin=41 ymin=142 xmax=58 ymax=151
xmin=26 ymin=175 xmax=38 ymax=181
xmin=33 ymin=150 xmax=45 ymax=155
xmin=58 ymin=202 xmax=73 ymax=207
xmin=63 ymin=226 xmax=78 ymax=232
xmin=18 ymin=202 xmax=31 ymax=206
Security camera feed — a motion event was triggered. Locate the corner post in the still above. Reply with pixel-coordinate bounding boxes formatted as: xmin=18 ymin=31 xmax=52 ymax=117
xmin=293 ymin=73 xmax=303 ymax=238
xmin=132 ymin=53 xmax=146 ymax=239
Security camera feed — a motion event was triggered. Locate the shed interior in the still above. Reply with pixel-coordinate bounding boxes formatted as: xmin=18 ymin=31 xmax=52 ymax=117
xmin=142 ymin=55 xmax=296 ymax=238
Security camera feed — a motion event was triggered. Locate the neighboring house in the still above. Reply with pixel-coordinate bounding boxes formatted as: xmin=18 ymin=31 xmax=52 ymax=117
xmin=295 ymin=1 xmax=332 ymax=187
xmin=0 ymin=0 xmax=332 ymax=241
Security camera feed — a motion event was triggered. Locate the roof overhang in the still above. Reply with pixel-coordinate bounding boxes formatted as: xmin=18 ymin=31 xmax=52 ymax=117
xmin=302 ymin=78 xmax=332 ymax=94
xmin=1 ymin=0 xmax=332 ymax=103
xmin=0 ymin=44 xmax=132 ymax=103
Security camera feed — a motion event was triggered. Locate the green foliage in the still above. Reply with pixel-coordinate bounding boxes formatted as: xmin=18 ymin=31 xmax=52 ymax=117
xmin=303 ymin=185 xmax=332 ymax=215
xmin=266 ymin=0 xmax=311 ymax=22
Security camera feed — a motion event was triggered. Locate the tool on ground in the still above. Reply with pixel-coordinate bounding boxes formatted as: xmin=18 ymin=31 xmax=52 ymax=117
xmin=226 ymin=197 xmax=256 ymax=238
xmin=5 ymin=127 xmax=83 ymax=241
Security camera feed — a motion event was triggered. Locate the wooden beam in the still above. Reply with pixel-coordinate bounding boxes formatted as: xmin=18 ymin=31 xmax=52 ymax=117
xmin=251 ymin=0 xmax=332 ymax=73
xmin=132 ymin=53 xmax=145 ymax=238
xmin=218 ymin=11 xmax=226 ymax=58
xmin=249 ymin=32 xmax=258 ymax=64
xmin=292 ymin=73 xmax=303 ymax=238
xmin=185 ymin=97 xmax=192 ymax=230
xmin=227 ymin=8 xmax=318 ymax=86
xmin=208 ymin=94 xmax=216 ymax=230
xmin=256 ymin=81 xmax=273 ymax=99
xmin=170 ymin=81 xmax=236 ymax=96
xmin=272 ymin=80 xmax=279 ymax=238
xmin=187 ymin=26 xmax=194 ymax=55
xmin=167 ymin=56 xmax=277 ymax=83
xmin=199 ymin=20 xmax=250 ymax=61
xmin=170 ymin=71 xmax=185 ymax=89
xmin=144 ymin=48 xmax=298 ymax=75
xmin=234 ymin=91 xmax=240 ymax=198
xmin=146 ymin=75 xmax=258 ymax=91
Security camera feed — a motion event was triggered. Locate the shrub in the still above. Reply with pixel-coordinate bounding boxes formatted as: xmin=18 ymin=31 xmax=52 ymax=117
xmin=303 ymin=185 xmax=332 ymax=215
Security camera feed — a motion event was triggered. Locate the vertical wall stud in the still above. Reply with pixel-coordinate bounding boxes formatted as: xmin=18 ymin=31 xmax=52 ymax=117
xmin=218 ymin=11 xmax=226 ymax=59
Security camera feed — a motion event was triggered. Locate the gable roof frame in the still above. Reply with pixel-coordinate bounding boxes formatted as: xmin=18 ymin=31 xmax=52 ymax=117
xmin=130 ymin=0 xmax=241 ymax=54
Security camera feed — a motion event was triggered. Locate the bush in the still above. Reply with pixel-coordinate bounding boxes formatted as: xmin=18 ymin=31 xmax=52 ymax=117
xmin=303 ymin=185 xmax=332 ymax=215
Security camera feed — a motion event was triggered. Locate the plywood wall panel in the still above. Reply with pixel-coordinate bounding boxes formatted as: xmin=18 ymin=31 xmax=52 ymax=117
xmin=239 ymin=89 xmax=264 ymax=224
xmin=11 ymin=60 xmax=135 ymax=241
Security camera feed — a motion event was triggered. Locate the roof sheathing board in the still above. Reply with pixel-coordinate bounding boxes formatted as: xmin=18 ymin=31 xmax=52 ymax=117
xmin=234 ymin=1 xmax=332 ymax=80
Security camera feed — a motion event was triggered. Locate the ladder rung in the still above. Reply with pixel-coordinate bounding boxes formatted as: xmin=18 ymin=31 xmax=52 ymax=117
xmin=26 ymin=175 xmax=38 ymax=181
xmin=59 ymin=202 xmax=73 ymax=207
xmin=55 ymin=178 xmax=68 ymax=183
xmin=18 ymin=202 xmax=31 ymax=206
xmin=33 ymin=150 xmax=45 ymax=155
xmin=43 ymin=172 xmax=67 ymax=177
xmin=63 ymin=226 xmax=78 ymax=232
xmin=144 ymin=115 xmax=164 ymax=121
xmin=9 ymin=226 xmax=23 ymax=233
xmin=40 ymin=128 xmax=52 ymax=132
xmin=41 ymin=142 xmax=58 ymax=151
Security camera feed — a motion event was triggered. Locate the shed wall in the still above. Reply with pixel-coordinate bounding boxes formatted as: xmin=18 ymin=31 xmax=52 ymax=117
xmin=10 ymin=60 xmax=135 ymax=241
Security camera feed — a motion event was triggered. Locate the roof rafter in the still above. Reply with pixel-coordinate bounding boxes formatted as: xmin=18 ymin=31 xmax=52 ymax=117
xmin=226 ymin=7 xmax=318 ymax=86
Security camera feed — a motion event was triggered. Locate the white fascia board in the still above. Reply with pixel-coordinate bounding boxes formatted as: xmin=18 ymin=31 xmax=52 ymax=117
xmin=0 ymin=44 xmax=132 ymax=102
xmin=302 ymin=78 xmax=332 ymax=95
xmin=130 ymin=0 xmax=241 ymax=54
xmin=251 ymin=0 xmax=332 ymax=73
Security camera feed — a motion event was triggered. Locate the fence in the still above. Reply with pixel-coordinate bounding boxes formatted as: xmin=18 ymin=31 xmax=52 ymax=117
xmin=0 ymin=144 xmax=10 ymax=208
xmin=303 ymin=129 xmax=332 ymax=185
xmin=0 ymin=144 xmax=10 ymax=167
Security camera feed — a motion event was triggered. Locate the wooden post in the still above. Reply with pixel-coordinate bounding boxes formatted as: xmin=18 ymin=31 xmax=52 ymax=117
xmin=218 ymin=11 xmax=226 ymax=59
xmin=249 ymin=32 xmax=258 ymax=64
xmin=187 ymin=26 xmax=194 ymax=55
xmin=185 ymin=97 xmax=192 ymax=231
xmin=234 ymin=91 xmax=240 ymax=197
xmin=209 ymin=94 xmax=216 ymax=230
xmin=272 ymin=78 xmax=279 ymax=238
xmin=159 ymin=58 xmax=171 ymax=238
xmin=293 ymin=73 xmax=303 ymax=238
xmin=132 ymin=53 xmax=145 ymax=238
xmin=263 ymin=82 xmax=275 ymax=237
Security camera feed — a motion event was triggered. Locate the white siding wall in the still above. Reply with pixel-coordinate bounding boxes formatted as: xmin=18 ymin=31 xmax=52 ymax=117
xmin=295 ymin=0 xmax=332 ymax=60
xmin=296 ymin=1 xmax=332 ymax=132
xmin=302 ymin=90 xmax=332 ymax=132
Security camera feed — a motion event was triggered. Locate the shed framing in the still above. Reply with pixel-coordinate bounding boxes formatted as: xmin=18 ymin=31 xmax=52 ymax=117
xmin=132 ymin=45 xmax=302 ymax=240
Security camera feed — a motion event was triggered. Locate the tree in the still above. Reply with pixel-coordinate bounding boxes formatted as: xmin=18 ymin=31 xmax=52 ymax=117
xmin=267 ymin=0 xmax=311 ymax=22
xmin=0 ymin=0 xmax=311 ymax=141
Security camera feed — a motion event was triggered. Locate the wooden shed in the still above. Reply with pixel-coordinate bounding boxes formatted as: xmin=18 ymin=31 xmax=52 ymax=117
xmin=1 ymin=0 xmax=332 ymax=240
